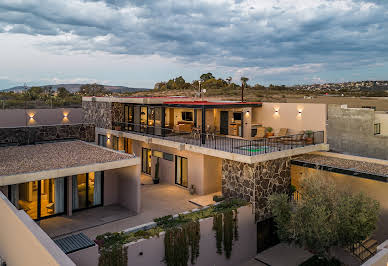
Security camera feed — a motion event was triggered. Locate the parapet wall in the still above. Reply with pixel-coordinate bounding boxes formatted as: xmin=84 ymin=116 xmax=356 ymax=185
xmin=327 ymin=105 xmax=388 ymax=160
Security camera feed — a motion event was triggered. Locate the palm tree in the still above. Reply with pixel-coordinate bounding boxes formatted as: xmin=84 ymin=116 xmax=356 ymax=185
xmin=240 ymin=77 xmax=249 ymax=102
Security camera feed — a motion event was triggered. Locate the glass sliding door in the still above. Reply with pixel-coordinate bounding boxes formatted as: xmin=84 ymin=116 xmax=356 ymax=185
xmin=8 ymin=178 xmax=65 ymax=220
xmin=175 ymin=156 xmax=188 ymax=187
xmin=40 ymin=178 xmax=65 ymax=218
xmin=72 ymin=172 xmax=103 ymax=211
xmin=142 ymin=148 xmax=152 ymax=175
xmin=140 ymin=106 xmax=148 ymax=133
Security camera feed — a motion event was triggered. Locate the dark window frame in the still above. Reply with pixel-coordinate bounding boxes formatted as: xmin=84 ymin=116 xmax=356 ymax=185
xmin=72 ymin=171 xmax=104 ymax=213
xmin=374 ymin=123 xmax=381 ymax=135
xmin=175 ymin=155 xmax=188 ymax=188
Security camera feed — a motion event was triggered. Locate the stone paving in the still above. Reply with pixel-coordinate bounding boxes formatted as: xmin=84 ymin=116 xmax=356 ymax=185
xmin=43 ymin=182 xmax=198 ymax=240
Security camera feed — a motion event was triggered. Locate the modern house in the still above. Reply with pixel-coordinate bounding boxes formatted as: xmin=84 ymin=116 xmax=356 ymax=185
xmin=83 ymin=96 xmax=328 ymax=221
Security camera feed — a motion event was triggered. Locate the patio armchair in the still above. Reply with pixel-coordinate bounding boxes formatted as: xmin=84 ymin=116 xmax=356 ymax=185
xmin=205 ymin=125 xmax=216 ymax=140
xmin=253 ymin=127 xmax=266 ymax=139
xmin=281 ymin=130 xmax=305 ymax=145
xmin=269 ymin=128 xmax=289 ymax=142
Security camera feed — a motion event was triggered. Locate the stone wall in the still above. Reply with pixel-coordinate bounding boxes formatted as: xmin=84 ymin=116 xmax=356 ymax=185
xmin=111 ymin=102 xmax=125 ymax=128
xmin=82 ymin=100 xmax=112 ymax=129
xmin=327 ymin=105 xmax=388 ymax=160
xmin=0 ymin=124 xmax=95 ymax=146
xmin=222 ymin=157 xmax=291 ymax=221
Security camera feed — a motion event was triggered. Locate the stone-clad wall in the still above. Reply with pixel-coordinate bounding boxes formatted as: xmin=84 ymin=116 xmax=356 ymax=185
xmin=222 ymin=157 xmax=291 ymax=221
xmin=0 ymin=124 xmax=95 ymax=146
xmin=82 ymin=101 xmax=112 ymax=129
xmin=112 ymin=102 xmax=125 ymax=128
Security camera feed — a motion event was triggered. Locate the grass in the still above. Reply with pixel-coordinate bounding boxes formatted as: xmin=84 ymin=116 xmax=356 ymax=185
xmin=96 ymin=198 xmax=248 ymax=249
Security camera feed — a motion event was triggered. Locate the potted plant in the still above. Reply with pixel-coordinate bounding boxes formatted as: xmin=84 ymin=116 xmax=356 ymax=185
xmin=305 ymin=130 xmax=314 ymax=144
xmin=153 ymin=157 xmax=160 ymax=184
xmin=266 ymin=127 xmax=274 ymax=137
xmin=189 ymin=184 xmax=196 ymax=195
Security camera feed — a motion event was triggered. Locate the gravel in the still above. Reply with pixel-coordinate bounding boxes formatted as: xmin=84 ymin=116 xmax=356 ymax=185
xmin=293 ymin=154 xmax=388 ymax=177
xmin=0 ymin=140 xmax=135 ymax=176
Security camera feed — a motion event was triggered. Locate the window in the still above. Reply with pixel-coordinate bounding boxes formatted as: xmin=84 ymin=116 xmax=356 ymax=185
xmin=175 ymin=156 xmax=188 ymax=187
xmin=163 ymin=153 xmax=174 ymax=161
xmin=362 ymin=106 xmax=377 ymax=110
xmin=72 ymin=172 xmax=103 ymax=211
xmin=374 ymin=123 xmax=381 ymax=135
xmin=98 ymin=134 xmax=107 ymax=147
xmin=8 ymin=177 xmax=66 ymax=220
xmin=182 ymin=111 xmax=193 ymax=121
xmin=153 ymin=150 xmax=163 ymax=158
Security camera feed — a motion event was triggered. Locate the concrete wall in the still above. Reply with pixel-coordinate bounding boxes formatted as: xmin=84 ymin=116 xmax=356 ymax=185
xmin=291 ymin=165 xmax=388 ymax=242
xmin=124 ymin=205 xmax=256 ymax=266
xmin=375 ymin=112 xmax=388 ymax=136
xmin=0 ymin=123 xmax=95 ymax=146
xmin=67 ymin=242 xmax=99 ymax=266
xmin=0 ymin=108 xmax=82 ymax=127
xmin=327 ymin=105 xmax=388 ymax=160
xmin=255 ymin=103 xmax=327 ymax=135
xmin=0 ymin=192 xmax=75 ymax=266
xmin=104 ymin=166 xmax=141 ymax=214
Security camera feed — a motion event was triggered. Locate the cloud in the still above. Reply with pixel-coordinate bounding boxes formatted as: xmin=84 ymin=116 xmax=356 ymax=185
xmin=0 ymin=0 xmax=387 ymax=85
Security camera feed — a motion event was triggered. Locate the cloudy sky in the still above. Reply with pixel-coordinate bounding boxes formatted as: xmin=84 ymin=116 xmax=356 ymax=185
xmin=0 ymin=0 xmax=387 ymax=89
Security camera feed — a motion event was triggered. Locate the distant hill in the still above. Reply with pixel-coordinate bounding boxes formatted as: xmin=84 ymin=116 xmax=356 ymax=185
xmin=2 ymin=84 xmax=149 ymax=93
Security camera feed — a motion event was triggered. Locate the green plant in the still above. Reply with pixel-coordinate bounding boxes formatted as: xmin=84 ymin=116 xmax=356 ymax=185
xmin=213 ymin=195 xmax=225 ymax=202
xmin=269 ymin=173 xmax=379 ymax=257
xmin=96 ymin=199 xmax=248 ymax=265
xmin=212 ymin=209 xmax=239 ymax=259
xmin=154 ymin=157 xmax=160 ymax=181
xmin=266 ymin=127 xmax=273 ymax=133
xmin=305 ymin=130 xmax=313 ymax=138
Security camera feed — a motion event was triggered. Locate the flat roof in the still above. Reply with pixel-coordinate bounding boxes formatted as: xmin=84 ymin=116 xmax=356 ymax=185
xmin=292 ymin=153 xmax=388 ymax=182
xmin=0 ymin=141 xmax=139 ymax=185
xmin=162 ymin=101 xmax=262 ymax=108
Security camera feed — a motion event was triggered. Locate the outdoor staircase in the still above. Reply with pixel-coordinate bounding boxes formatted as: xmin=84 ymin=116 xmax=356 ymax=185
xmin=350 ymin=238 xmax=378 ymax=262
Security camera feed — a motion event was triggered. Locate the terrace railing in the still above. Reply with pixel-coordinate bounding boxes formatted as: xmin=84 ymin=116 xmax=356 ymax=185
xmin=112 ymin=122 xmax=325 ymax=156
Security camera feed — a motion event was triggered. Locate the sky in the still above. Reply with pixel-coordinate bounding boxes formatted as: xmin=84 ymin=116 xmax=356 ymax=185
xmin=0 ymin=0 xmax=387 ymax=89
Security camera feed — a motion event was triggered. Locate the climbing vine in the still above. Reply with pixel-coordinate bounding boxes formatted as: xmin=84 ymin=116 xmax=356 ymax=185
xmin=212 ymin=209 xmax=239 ymax=259
xmin=213 ymin=213 xmax=223 ymax=254
xmin=95 ymin=198 xmax=246 ymax=266
xmin=164 ymin=220 xmax=200 ymax=266
xmin=97 ymin=232 xmax=128 ymax=266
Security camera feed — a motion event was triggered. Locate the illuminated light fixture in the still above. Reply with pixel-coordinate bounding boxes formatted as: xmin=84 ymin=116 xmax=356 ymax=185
xmin=298 ymin=110 xmax=302 ymax=114
xmin=107 ymin=134 xmax=111 ymax=140
xmin=63 ymin=112 xmax=69 ymax=118
xmin=28 ymin=112 xmax=35 ymax=119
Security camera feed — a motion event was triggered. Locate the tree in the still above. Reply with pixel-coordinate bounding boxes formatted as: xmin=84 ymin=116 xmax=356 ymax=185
xmin=269 ymin=173 xmax=379 ymax=257
xmin=79 ymin=83 xmax=107 ymax=96
xmin=200 ymin=73 xmax=215 ymax=82
xmin=57 ymin=87 xmax=70 ymax=98
xmin=240 ymin=77 xmax=249 ymax=102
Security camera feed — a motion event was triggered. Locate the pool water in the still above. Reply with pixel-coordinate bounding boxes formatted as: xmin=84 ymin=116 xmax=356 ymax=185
xmin=238 ymin=145 xmax=271 ymax=152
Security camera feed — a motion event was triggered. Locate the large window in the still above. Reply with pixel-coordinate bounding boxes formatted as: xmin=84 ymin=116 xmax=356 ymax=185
xmin=72 ymin=172 xmax=103 ymax=211
xmin=8 ymin=178 xmax=65 ymax=220
xmin=175 ymin=156 xmax=188 ymax=187
xmin=182 ymin=111 xmax=193 ymax=121
xmin=142 ymin=148 xmax=152 ymax=175
xmin=374 ymin=123 xmax=381 ymax=135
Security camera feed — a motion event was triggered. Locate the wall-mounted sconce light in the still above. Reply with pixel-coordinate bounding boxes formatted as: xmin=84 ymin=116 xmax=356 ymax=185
xmin=63 ymin=112 xmax=69 ymax=118
xmin=298 ymin=110 xmax=302 ymax=114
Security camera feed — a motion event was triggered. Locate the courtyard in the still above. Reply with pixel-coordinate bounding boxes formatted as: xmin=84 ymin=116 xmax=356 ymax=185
xmin=41 ymin=177 xmax=200 ymax=240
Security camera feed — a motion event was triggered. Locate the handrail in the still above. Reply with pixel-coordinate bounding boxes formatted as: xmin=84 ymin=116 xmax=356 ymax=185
xmin=351 ymin=240 xmax=376 ymax=261
xmin=112 ymin=121 xmax=325 ymax=156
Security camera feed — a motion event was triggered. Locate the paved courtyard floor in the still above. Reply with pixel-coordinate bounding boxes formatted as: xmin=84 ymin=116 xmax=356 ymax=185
xmin=42 ymin=180 xmax=199 ymax=240
xmin=240 ymin=243 xmax=313 ymax=266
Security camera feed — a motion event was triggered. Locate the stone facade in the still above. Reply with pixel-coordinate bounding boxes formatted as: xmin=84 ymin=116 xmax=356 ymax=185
xmin=82 ymin=101 xmax=112 ymax=129
xmin=111 ymin=102 xmax=125 ymax=129
xmin=0 ymin=124 xmax=95 ymax=146
xmin=222 ymin=157 xmax=291 ymax=221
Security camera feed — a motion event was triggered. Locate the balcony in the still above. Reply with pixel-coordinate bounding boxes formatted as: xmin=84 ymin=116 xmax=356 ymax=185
xmin=112 ymin=122 xmax=325 ymax=157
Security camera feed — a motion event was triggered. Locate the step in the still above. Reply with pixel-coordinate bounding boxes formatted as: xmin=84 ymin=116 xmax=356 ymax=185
xmin=362 ymin=239 xmax=378 ymax=250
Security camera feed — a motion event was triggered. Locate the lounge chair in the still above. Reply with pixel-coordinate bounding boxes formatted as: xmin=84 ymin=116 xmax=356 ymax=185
xmin=269 ymin=128 xmax=289 ymax=143
xmin=254 ymin=127 xmax=266 ymax=139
